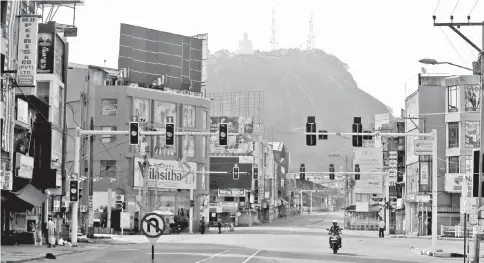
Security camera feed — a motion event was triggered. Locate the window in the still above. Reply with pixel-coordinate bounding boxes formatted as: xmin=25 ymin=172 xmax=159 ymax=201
xmin=202 ymin=110 xmax=208 ymax=130
xmin=100 ymin=160 xmax=116 ymax=177
xmin=182 ymin=136 xmax=195 ymax=157
xmin=448 ymin=122 xmax=459 ymax=148
xmin=183 ymin=105 xmax=196 ymax=128
xmin=465 ymin=87 xmax=480 ymax=112
xmin=201 ymin=136 xmax=207 ymax=159
xmin=465 ymin=155 xmax=473 ymax=174
xmin=465 ymin=121 xmax=480 ymax=148
xmin=448 ymin=156 xmax=460 ymax=173
xmin=224 ymin=197 xmax=234 ymax=202
xmin=101 ymin=99 xmax=117 ymax=116
xmin=448 ymin=86 xmax=458 ymax=112
xmin=101 ymin=126 xmax=116 ymax=143
xmin=37 ymin=82 xmax=50 ymax=106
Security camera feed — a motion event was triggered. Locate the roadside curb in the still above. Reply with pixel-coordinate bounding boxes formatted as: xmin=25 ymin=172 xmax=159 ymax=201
xmin=411 ymin=247 xmax=474 ymax=258
xmin=1 ymin=246 xmax=97 ymax=263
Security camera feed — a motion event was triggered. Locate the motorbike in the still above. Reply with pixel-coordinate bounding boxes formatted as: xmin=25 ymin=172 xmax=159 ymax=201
xmin=326 ymin=228 xmax=343 ymax=254
xmin=169 ymin=222 xmax=182 ymax=234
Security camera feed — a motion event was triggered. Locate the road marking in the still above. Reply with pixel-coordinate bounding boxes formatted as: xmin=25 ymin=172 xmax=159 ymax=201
xmin=116 ymin=248 xmax=140 ymax=251
xmin=240 ymin=250 xmax=263 ymax=263
xmin=194 ymin=249 xmax=231 ymax=263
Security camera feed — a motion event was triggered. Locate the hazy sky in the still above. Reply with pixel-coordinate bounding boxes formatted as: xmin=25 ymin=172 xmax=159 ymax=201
xmin=52 ymin=0 xmax=482 ymax=113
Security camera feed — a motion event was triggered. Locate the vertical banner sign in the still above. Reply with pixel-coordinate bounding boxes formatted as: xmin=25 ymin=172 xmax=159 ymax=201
xmin=17 ymin=15 xmax=39 ymax=86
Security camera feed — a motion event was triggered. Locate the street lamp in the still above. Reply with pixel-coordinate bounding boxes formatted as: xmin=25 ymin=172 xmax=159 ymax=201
xmin=418 ymin=58 xmax=473 ymax=71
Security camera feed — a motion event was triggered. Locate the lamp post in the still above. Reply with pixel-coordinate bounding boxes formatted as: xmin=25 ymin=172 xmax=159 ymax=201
xmin=418 ymin=58 xmax=474 ymax=72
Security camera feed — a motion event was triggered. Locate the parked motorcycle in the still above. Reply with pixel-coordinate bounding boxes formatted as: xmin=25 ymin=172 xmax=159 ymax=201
xmin=326 ymin=228 xmax=343 ymax=254
xmin=169 ymin=223 xmax=182 ymax=234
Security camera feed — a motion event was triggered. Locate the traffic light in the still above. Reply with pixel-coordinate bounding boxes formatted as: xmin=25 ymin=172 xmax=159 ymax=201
xmin=190 ymin=200 xmax=194 ymax=207
xmin=318 ymin=130 xmax=328 ymax=140
xmin=69 ymin=180 xmax=79 ymax=202
xmin=363 ymin=131 xmax=373 ymax=141
xmin=253 ymin=167 xmax=259 ymax=180
xmin=165 ymin=123 xmax=175 ymax=146
xmin=352 ymin=117 xmax=363 ymax=147
xmin=355 ymin=164 xmax=360 ymax=180
xmin=129 ymin=122 xmax=140 ymax=145
xmin=473 ymin=150 xmax=484 ymax=197
xmin=300 ymin=164 xmax=306 ymax=180
xmin=115 ymin=195 xmax=124 ymax=210
xmin=306 ymin=116 xmax=316 ymax=146
xmin=219 ymin=123 xmax=228 ymax=146
xmin=329 ymin=164 xmax=335 ymax=180
xmin=233 ymin=167 xmax=239 ymax=180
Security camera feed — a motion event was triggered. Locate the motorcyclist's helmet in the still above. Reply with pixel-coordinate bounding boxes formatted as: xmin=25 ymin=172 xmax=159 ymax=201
xmin=332 ymin=220 xmax=337 ymax=226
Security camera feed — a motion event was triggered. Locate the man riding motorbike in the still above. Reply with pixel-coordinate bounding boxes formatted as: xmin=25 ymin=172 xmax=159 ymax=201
xmin=329 ymin=220 xmax=342 ymax=248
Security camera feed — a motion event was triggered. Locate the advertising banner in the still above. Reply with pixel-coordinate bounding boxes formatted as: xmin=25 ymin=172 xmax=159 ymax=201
xmin=183 ymin=105 xmax=196 ymax=127
xmin=17 ymin=15 xmax=39 ymax=86
xmin=353 ymin=147 xmax=383 ymax=194
xmin=445 ymin=173 xmax=473 ymax=194
xmin=134 ymin=158 xmax=196 ymax=189
xmin=133 ymin=98 xmax=150 ymax=122
xmin=210 ymin=116 xmax=255 ymax=155
xmin=154 ymin=101 xmax=176 ymax=125
xmin=152 ymin=126 xmax=176 ymax=156
xmin=419 ymin=162 xmax=430 ymax=192
xmin=37 ymin=32 xmax=54 ymax=74
xmin=16 ymin=153 xmax=34 ymax=180
xmin=218 ymin=189 xmax=246 ymax=197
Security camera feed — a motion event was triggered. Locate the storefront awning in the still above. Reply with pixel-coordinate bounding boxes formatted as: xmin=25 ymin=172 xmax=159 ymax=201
xmin=12 ymin=184 xmax=47 ymax=207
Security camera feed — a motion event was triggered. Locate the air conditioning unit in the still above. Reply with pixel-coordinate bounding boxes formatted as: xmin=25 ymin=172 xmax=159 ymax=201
xmin=115 ymin=80 xmax=124 ymax=86
xmin=115 ymin=195 xmax=124 ymax=202
xmin=104 ymin=79 xmax=112 ymax=86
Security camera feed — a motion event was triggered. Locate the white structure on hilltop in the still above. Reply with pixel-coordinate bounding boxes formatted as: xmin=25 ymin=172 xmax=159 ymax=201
xmin=238 ymin=33 xmax=254 ymax=55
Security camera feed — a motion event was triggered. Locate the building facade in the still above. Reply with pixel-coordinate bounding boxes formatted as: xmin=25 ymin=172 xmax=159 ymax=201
xmin=404 ymin=74 xmax=458 ymax=236
xmin=443 ymin=75 xmax=480 ymax=225
xmin=66 ymin=65 xmax=211 ymax=232
xmin=2 ymin=2 xmax=68 ymax=242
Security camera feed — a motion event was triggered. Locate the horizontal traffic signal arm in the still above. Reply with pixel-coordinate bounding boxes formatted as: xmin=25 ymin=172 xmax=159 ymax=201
xmin=303 ymin=131 xmax=433 ymax=137
xmin=298 ymin=171 xmax=386 ymax=175
xmin=75 ymin=128 xmax=240 ymax=136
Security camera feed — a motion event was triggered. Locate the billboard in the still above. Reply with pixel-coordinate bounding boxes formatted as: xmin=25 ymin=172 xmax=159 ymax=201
xmin=405 ymin=92 xmax=419 ymax=132
xmin=134 ymin=158 xmax=196 ymax=190
xmin=118 ymin=23 xmax=203 ymax=92
xmin=209 ymin=116 xmax=254 ymax=155
xmin=209 ymin=156 xmax=252 ymax=189
xmin=445 ymin=173 xmax=472 ymax=194
xmin=374 ymin=113 xmax=390 ymax=148
xmin=353 ymin=147 xmax=383 ymax=194
xmin=17 ymin=15 xmax=39 ymax=86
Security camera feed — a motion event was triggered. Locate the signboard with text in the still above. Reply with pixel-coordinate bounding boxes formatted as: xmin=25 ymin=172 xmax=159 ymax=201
xmin=414 ymin=139 xmax=433 ymax=155
xmin=134 ymin=158 xmax=196 ymax=189
xmin=17 ymin=16 xmax=39 ymax=87
xmin=353 ymin=147 xmax=383 ymax=194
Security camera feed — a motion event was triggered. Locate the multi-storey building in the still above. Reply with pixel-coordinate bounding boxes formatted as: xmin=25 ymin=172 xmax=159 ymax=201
xmin=404 ymin=73 xmax=459 ymax=236
xmin=1 ymin=2 xmax=69 ymax=242
xmin=380 ymin=118 xmax=405 ymax=234
xmin=443 ymin=75 xmax=481 ymax=225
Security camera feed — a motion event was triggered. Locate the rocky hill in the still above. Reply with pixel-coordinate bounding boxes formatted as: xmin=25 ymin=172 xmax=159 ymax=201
xmin=207 ymin=49 xmax=389 ymax=172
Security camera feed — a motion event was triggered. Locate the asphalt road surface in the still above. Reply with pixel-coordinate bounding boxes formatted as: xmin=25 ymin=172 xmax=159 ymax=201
xmin=28 ymin=212 xmax=459 ymax=263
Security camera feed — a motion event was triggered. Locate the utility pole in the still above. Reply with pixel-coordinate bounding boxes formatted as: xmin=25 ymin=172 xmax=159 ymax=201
xmin=432 ymin=17 xmax=483 ymax=262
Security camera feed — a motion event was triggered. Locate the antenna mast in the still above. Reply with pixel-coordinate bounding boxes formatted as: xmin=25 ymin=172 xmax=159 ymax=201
xmin=307 ymin=13 xmax=315 ymax=50
xmin=270 ymin=8 xmax=277 ymax=51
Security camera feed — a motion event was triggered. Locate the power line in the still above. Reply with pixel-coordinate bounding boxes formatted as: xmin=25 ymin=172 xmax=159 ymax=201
xmin=451 ymin=0 xmax=461 ymax=15
xmin=468 ymin=0 xmax=480 ymax=15
xmin=440 ymin=27 xmax=469 ymax=68
xmin=433 ymin=0 xmax=441 ymax=15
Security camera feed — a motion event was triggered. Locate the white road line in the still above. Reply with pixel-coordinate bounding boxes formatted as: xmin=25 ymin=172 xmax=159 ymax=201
xmin=240 ymin=250 xmax=263 ymax=263
xmin=194 ymin=249 xmax=231 ymax=263
xmin=116 ymin=248 xmax=140 ymax=251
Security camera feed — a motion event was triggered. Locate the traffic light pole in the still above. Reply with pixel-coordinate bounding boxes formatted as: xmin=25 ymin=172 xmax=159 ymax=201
xmin=69 ymin=127 xmax=239 ymax=243
xmin=71 ymin=129 xmax=81 ymax=246
xmin=304 ymin=130 xmax=437 ymax=250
